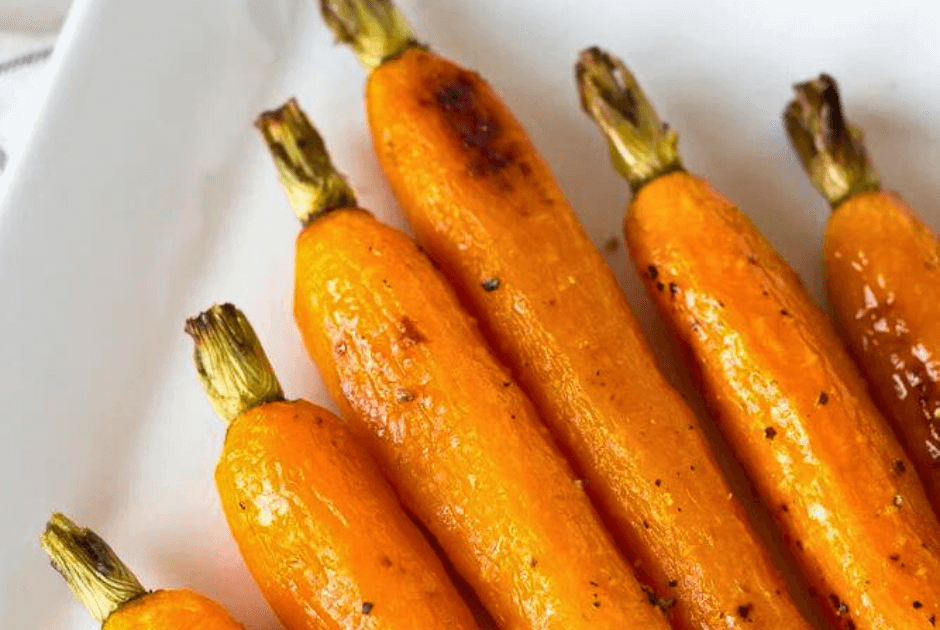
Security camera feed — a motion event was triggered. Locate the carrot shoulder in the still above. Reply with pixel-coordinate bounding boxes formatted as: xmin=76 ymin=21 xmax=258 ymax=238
xmin=580 ymin=47 xmax=940 ymax=630
xmin=320 ymin=5 xmax=812 ymax=629
xmin=785 ymin=75 xmax=940 ymax=514
xmin=187 ymin=304 xmax=479 ymax=630
xmin=41 ymin=513 xmax=247 ymax=630
xmin=258 ymin=99 xmax=671 ymax=630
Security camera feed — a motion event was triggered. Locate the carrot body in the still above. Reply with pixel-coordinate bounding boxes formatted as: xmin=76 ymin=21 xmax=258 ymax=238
xmin=294 ymin=208 xmax=671 ymax=630
xmin=626 ymin=171 xmax=940 ymax=630
xmin=215 ymin=398 xmax=479 ymax=630
xmin=825 ymin=191 xmax=940 ymax=512
xmin=364 ymin=46 xmax=809 ymax=630
xmin=105 ymin=590 xmax=246 ymax=630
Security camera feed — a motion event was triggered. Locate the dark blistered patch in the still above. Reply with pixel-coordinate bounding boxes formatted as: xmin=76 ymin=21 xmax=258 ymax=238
xmin=399 ymin=316 xmax=427 ymax=346
xmin=433 ymin=75 xmax=516 ymax=177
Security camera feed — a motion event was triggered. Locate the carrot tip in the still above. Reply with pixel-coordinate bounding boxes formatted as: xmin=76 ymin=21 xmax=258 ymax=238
xmin=186 ymin=303 xmax=284 ymax=424
xmin=255 ymin=98 xmax=357 ymax=225
xmin=783 ymin=73 xmax=880 ymax=208
xmin=40 ymin=513 xmax=146 ymax=622
xmin=319 ymin=0 xmax=418 ymax=70
xmin=575 ymin=46 xmax=682 ymax=193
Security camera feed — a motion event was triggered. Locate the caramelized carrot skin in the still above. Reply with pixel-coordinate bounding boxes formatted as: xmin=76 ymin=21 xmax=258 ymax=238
xmin=294 ymin=208 xmax=670 ymax=630
xmin=626 ymin=171 xmax=940 ymax=630
xmin=104 ymin=589 xmax=246 ymax=630
xmin=826 ymin=191 xmax=940 ymax=512
xmin=365 ymin=46 xmax=810 ymax=630
xmin=215 ymin=399 xmax=479 ymax=630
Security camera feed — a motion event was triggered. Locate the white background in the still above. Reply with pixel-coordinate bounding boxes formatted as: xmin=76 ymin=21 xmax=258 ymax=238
xmin=1 ymin=0 xmax=938 ymax=628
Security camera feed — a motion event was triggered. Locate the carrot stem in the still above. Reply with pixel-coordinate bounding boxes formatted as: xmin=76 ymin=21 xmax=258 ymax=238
xmin=319 ymin=0 xmax=418 ymax=70
xmin=576 ymin=46 xmax=683 ymax=193
xmin=784 ymin=74 xmax=881 ymax=208
xmin=185 ymin=304 xmax=284 ymax=424
xmin=256 ymin=99 xmax=358 ymax=226
xmin=41 ymin=513 xmax=147 ymax=622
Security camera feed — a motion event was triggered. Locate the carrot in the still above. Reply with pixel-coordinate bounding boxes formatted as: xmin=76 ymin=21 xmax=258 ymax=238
xmin=315 ymin=3 xmax=813 ymax=629
xmin=41 ymin=512 xmax=247 ymax=630
xmin=256 ymin=99 xmax=672 ymax=630
xmin=785 ymin=74 xmax=940 ymax=515
xmin=186 ymin=303 xmax=480 ymax=630
xmin=578 ymin=47 xmax=940 ymax=630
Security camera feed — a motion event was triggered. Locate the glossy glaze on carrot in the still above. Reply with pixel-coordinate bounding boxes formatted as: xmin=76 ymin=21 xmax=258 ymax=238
xmin=257 ymin=101 xmax=671 ymax=630
xmin=41 ymin=513 xmax=249 ymax=630
xmin=362 ymin=42 xmax=812 ymax=630
xmin=785 ymin=75 xmax=940 ymax=514
xmin=292 ymin=208 xmax=671 ymax=630
xmin=188 ymin=304 xmax=480 ymax=630
xmin=578 ymin=48 xmax=940 ymax=630
xmin=315 ymin=3 xmax=813 ymax=628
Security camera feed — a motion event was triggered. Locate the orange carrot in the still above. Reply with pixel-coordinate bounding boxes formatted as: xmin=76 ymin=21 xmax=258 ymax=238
xmin=187 ymin=304 xmax=480 ymax=630
xmin=316 ymin=3 xmax=814 ymax=628
xmin=785 ymin=74 xmax=940 ymax=515
xmin=257 ymin=99 xmax=673 ymax=630
xmin=41 ymin=512 xmax=248 ymax=630
xmin=578 ymin=47 xmax=940 ymax=630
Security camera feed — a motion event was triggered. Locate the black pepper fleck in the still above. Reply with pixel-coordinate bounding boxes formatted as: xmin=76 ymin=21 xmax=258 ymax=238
xmin=656 ymin=281 xmax=665 ymax=292
xmin=668 ymin=580 xmax=678 ymax=588
xmin=648 ymin=265 xmax=659 ymax=280
xmin=765 ymin=427 xmax=777 ymax=439
xmin=737 ymin=603 xmax=753 ymax=620
xmin=894 ymin=459 xmax=907 ymax=474
xmin=817 ymin=391 xmax=829 ymax=405
xmin=654 ymin=479 xmax=662 ymax=487
xmin=362 ymin=602 xmax=374 ymax=615
xmin=889 ymin=553 xmax=900 ymax=562
xmin=780 ymin=309 xmax=790 ymax=316
xmin=929 ymin=614 xmax=935 ymax=626
xmin=481 ymin=277 xmax=501 ymax=291
xmin=914 ymin=601 xmax=923 ymax=609
xmin=238 ymin=502 xmax=246 ymax=510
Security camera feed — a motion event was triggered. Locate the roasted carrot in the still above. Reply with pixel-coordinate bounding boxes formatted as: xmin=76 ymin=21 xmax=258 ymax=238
xmin=41 ymin=512 xmax=247 ymax=630
xmin=257 ymin=99 xmax=672 ymax=630
xmin=186 ymin=303 xmax=480 ymax=630
xmin=578 ymin=47 xmax=940 ymax=630
xmin=785 ymin=75 xmax=940 ymax=515
xmin=315 ymin=3 xmax=813 ymax=629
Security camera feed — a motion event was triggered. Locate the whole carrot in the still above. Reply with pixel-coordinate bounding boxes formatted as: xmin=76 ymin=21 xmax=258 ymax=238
xmin=257 ymin=99 xmax=672 ymax=630
xmin=41 ymin=512 xmax=247 ymax=630
xmin=578 ymin=47 xmax=940 ymax=630
xmin=186 ymin=303 xmax=480 ymax=630
xmin=317 ymin=3 xmax=812 ymax=629
xmin=785 ymin=75 xmax=940 ymax=514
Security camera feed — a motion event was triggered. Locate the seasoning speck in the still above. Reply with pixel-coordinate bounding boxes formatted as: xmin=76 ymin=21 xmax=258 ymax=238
xmin=894 ymin=459 xmax=906 ymax=474
xmin=362 ymin=602 xmax=374 ymax=615
xmin=737 ymin=603 xmax=753 ymax=620
xmin=647 ymin=265 xmax=658 ymax=279
xmin=914 ymin=601 xmax=923 ymax=609
xmin=668 ymin=580 xmax=678 ymax=588
xmin=604 ymin=237 xmax=620 ymax=253
xmin=817 ymin=391 xmax=829 ymax=406
xmin=656 ymin=281 xmax=665 ymax=292
xmin=654 ymin=479 xmax=662 ymax=487
xmin=765 ymin=427 xmax=777 ymax=440
xmin=481 ymin=277 xmax=501 ymax=291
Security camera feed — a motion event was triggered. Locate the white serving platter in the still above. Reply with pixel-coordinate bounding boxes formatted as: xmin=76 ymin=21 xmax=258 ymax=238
xmin=1 ymin=0 xmax=938 ymax=627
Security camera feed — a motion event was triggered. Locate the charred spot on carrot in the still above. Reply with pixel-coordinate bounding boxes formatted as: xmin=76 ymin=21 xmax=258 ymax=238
xmin=481 ymin=277 xmax=501 ymax=291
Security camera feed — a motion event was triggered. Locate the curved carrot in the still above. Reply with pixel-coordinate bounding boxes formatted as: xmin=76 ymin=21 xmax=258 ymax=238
xmin=186 ymin=304 xmax=479 ymax=630
xmin=315 ymin=3 xmax=813 ymax=629
xmin=785 ymin=75 xmax=940 ymax=514
xmin=257 ymin=99 xmax=672 ymax=630
xmin=578 ymin=47 xmax=940 ymax=630
xmin=41 ymin=512 xmax=247 ymax=630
